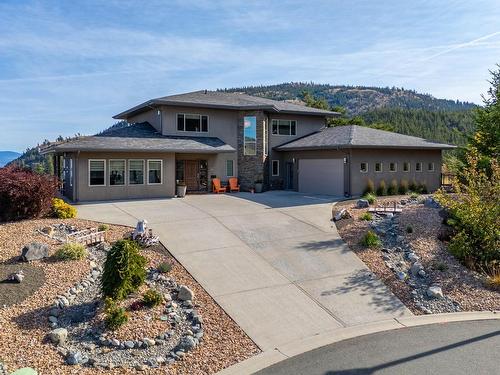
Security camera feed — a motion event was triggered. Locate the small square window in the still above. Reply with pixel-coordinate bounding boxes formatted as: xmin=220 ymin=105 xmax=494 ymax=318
xmin=428 ymin=162 xmax=435 ymax=172
xmin=403 ymin=162 xmax=410 ymax=172
xmin=226 ymin=160 xmax=234 ymax=177
xmin=375 ymin=162 xmax=382 ymax=172
xmin=272 ymin=160 xmax=279 ymax=176
xmin=416 ymin=162 xmax=422 ymax=172
xmin=360 ymin=162 xmax=368 ymax=173
xmin=389 ymin=162 xmax=397 ymax=172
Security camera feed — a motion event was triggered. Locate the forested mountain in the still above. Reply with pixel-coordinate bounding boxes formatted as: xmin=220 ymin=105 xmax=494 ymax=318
xmin=0 ymin=151 xmax=21 ymax=167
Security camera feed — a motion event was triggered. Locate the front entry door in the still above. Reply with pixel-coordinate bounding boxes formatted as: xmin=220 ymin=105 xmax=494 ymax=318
xmin=185 ymin=160 xmax=199 ymax=191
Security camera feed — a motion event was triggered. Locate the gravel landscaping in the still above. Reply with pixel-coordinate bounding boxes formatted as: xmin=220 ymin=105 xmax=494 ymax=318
xmin=335 ymin=196 xmax=500 ymax=315
xmin=0 ymin=218 xmax=259 ymax=374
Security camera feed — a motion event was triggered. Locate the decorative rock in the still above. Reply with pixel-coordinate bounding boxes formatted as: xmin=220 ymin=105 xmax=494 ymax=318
xmin=396 ymin=271 xmax=407 ymax=280
xmin=143 ymin=338 xmax=156 ymax=347
xmin=135 ymin=364 xmax=147 ymax=371
xmin=177 ymin=285 xmax=194 ymax=301
xmin=111 ymin=338 xmax=120 ymax=347
xmin=48 ymin=316 xmax=58 ymax=324
xmin=426 ymin=286 xmax=444 ymax=299
xmin=418 ymin=269 xmax=426 ymax=278
xmin=407 ymin=252 xmax=419 ymax=262
xmin=66 ymin=351 xmax=84 ymax=365
xmin=410 ymin=262 xmax=424 ymax=276
xmin=424 ymin=197 xmax=440 ymax=208
xmin=356 ymin=199 xmax=370 ymax=208
xmin=124 ymin=340 xmax=135 ymax=349
xmin=21 ymin=242 xmax=49 ymax=261
xmin=332 ymin=208 xmax=348 ymax=221
xmin=177 ymin=336 xmax=196 ymax=352
xmin=48 ymin=328 xmax=68 ymax=345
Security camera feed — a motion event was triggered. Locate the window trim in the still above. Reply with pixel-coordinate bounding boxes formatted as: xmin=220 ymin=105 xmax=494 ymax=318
xmin=389 ymin=162 xmax=397 ymax=172
xmin=403 ymin=161 xmax=410 ymax=172
xmin=147 ymin=159 xmax=163 ymax=185
xmin=226 ymin=160 xmax=234 ymax=177
xmin=109 ymin=159 xmax=126 ymax=187
xmin=272 ymin=160 xmax=280 ymax=176
xmin=375 ymin=162 xmax=383 ymax=173
xmin=428 ymin=162 xmax=435 ymax=172
xmin=360 ymin=162 xmax=368 ymax=173
xmin=128 ymin=159 xmax=145 ymax=185
xmin=415 ymin=162 xmax=423 ymax=172
xmin=271 ymin=119 xmax=297 ymax=136
xmin=176 ymin=113 xmax=209 ymax=133
xmin=88 ymin=159 xmax=106 ymax=187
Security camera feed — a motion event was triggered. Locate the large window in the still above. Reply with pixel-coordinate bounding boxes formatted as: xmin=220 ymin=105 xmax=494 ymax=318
xmin=148 ymin=160 xmax=162 ymax=184
xmin=89 ymin=160 xmax=105 ymax=186
xmin=271 ymin=119 xmax=296 ymax=136
xmin=244 ymin=116 xmax=257 ymax=155
xmin=272 ymin=160 xmax=279 ymax=176
xmin=109 ymin=160 xmax=125 ymax=186
xmin=226 ymin=160 xmax=234 ymax=177
xmin=177 ymin=113 xmax=208 ymax=132
xmin=129 ymin=159 xmax=144 ymax=185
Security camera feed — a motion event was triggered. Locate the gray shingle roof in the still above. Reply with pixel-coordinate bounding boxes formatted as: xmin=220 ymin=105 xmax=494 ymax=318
xmin=113 ymin=90 xmax=338 ymax=119
xmin=275 ymin=125 xmax=456 ymax=151
xmin=43 ymin=122 xmax=235 ymax=154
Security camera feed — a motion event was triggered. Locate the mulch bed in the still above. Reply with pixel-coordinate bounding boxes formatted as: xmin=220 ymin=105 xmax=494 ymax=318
xmin=0 ymin=218 xmax=259 ymax=374
xmin=335 ymin=196 xmax=500 ymax=314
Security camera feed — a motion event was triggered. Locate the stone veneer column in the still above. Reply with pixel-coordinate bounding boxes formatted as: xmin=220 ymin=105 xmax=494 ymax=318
xmin=237 ymin=110 xmax=266 ymax=191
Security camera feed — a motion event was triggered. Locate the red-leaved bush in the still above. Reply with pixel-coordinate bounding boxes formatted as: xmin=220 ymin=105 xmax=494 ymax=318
xmin=0 ymin=166 xmax=58 ymax=222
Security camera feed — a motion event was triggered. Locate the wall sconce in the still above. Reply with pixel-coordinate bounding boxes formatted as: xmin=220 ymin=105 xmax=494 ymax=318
xmin=343 ymin=157 xmax=348 ymax=164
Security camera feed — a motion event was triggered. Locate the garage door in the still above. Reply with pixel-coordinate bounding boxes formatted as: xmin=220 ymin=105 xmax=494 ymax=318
xmin=298 ymin=159 xmax=344 ymax=196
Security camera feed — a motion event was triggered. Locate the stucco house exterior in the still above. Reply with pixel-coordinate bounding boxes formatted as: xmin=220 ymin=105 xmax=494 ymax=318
xmin=43 ymin=90 xmax=455 ymax=202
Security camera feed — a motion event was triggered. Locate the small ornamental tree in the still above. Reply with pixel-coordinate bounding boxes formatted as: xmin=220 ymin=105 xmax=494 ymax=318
xmin=101 ymin=240 xmax=147 ymax=300
xmin=0 ymin=166 xmax=58 ymax=222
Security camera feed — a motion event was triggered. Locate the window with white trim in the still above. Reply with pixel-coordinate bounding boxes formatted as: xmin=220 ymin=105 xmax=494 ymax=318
xmin=177 ymin=113 xmax=208 ymax=132
xmin=148 ymin=160 xmax=162 ymax=184
xmin=375 ymin=162 xmax=383 ymax=172
xmin=129 ymin=159 xmax=144 ymax=185
xmin=428 ymin=162 xmax=435 ymax=172
xmin=272 ymin=160 xmax=279 ymax=176
xmin=415 ymin=162 xmax=422 ymax=172
xmin=403 ymin=162 xmax=410 ymax=172
xmin=389 ymin=162 xmax=397 ymax=172
xmin=360 ymin=162 xmax=368 ymax=173
xmin=226 ymin=160 xmax=234 ymax=177
xmin=89 ymin=160 xmax=105 ymax=186
xmin=109 ymin=160 xmax=125 ymax=186
xmin=271 ymin=119 xmax=296 ymax=135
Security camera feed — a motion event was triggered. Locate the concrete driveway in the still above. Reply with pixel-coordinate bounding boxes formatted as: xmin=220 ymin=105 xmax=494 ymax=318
xmin=77 ymin=191 xmax=411 ymax=350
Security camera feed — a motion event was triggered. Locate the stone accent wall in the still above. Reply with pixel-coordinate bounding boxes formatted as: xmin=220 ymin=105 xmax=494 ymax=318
xmin=237 ymin=111 xmax=267 ymax=191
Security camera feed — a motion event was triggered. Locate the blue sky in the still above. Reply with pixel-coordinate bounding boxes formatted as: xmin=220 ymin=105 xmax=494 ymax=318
xmin=0 ymin=0 xmax=499 ymax=152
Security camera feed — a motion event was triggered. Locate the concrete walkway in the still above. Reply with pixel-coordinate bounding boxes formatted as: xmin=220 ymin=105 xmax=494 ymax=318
xmin=77 ymin=191 xmax=411 ymax=351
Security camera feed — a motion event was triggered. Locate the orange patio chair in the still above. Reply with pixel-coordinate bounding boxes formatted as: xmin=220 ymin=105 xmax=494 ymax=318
xmin=212 ymin=178 xmax=226 ymax=194
xmin=228 ymin=177 xmax=240 ymax=192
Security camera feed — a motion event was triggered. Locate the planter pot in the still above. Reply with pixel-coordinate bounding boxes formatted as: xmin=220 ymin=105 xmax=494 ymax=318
xmin=176 ymin=185 xmax=187 ymax=197
xmin=254 ymin=183 xmax=263 ymax=193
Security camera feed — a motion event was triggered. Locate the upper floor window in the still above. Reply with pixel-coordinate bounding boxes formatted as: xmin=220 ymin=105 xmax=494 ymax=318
xmin=244 ymin=116 xmax=257 ymax=155
xmin=271 ymin=119 xmax=296 ymax=136
xmin=177 ymin=113 xmax=208 ymax=132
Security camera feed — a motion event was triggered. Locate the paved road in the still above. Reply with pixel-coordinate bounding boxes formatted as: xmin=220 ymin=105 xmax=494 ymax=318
xmin=77 ymin=191 xmax=411 ymax=350
xmin=255 ymin=320 xmax=500 ymax=375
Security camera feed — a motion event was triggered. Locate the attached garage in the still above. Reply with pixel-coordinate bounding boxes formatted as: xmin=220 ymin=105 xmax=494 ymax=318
xmin=298 ymin=158 xmax=344 ymax=196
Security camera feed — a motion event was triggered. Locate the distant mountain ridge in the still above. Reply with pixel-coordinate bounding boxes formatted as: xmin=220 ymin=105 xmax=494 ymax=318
xmin=0 ymin=151 xmax=21 ymax=167
xmin=223 ymin=83 xmax=476 ymax=115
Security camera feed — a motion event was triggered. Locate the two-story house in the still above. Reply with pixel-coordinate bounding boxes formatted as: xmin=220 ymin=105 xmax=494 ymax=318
xmin=44 ymin=90 xmax=454 ymax=202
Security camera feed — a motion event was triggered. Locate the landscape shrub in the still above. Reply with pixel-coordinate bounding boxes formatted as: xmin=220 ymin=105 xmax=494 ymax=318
xmin=157 ymin=262 xmax=172 ymax=273
xmin=104 ymin=297 xmax=128 ymax=330
xmin=433 ymin=262 xmax=448 ymax=272
xmin=142 ymin=289 xmax=163 ymax=307
xmin=52 ymin=198 xmax=77 ymax=219
xmin=410 ymin=192 xmax=419 ymax=200
xmin=362 ymin=193 xmax=376 ymax=204
xmin=417 ymin=182 xmax=428 ymax=194
xmin=376 ymin=180 xmax=387 ymax=196
xmin=398 ymin=179 xmax=409 ymax=195
xmin=98 ymin=224 xmax=109 ymax=232
xmin=485 ymin=266 xmax=500 ymax=290
xmin=101 ymin=240 xmax=147 ymax=300
xmin=387 ymin=179 xmax=398 ymax=195
xmin=55 ymin=242 xmax=88 ymax=260
xmin=0 ymin=166 xmax=58 ymax=222
xmin=360 ymin=230 xmax=382 ymax=248
xmin=360 ymin=212 xmax=372 ymax=221
xmin=363 ymin=179 xmax=375 ymax=195
xmin=435 ymin=153 xmax=500 ymax=267
xmin=409 ymin=179 xmax=418 ymax=192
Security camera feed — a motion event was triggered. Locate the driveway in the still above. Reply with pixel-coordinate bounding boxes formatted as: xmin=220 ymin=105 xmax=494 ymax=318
xmin=77 ymin=191 xmax=411 ymax=350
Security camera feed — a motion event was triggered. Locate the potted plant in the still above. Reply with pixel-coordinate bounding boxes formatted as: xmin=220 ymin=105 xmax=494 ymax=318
xmin=254 ymin=175 xmax=264 ymax=193
xmin=176 ymin=181 xmax=187 ymax=197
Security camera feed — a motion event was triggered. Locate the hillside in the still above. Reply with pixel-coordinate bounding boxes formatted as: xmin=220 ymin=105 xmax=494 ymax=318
xmin=223 ymin=83 xmax=476 ymax=115
xmin=0 ymin=151 xmax=21 ymax=167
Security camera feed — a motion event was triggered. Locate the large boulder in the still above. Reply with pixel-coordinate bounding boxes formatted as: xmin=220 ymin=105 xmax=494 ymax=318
xmin=426 ymin=286 xmax=444 ymax=299
xmin=48 ymin=328 xmax=68 ymax=346
xmin=177 ymin=285 xmax=194 ymax=301
xmin=424 ymin=197 xmax=441 ymax=209
xmin=21 ymin=242 xmax=49 ymax=262
xmin=357 ymin=199 xmax=370 ymax=208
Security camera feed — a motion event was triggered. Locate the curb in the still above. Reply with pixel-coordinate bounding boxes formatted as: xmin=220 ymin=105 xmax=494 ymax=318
xmin=216 ymin=311 xmax=499 ymax=375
